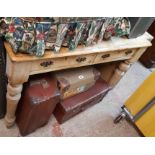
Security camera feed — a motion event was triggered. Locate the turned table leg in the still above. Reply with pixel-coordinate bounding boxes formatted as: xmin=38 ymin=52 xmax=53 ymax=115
xmin=5 ymin=83 xmax=23 ymax=128
xmin=4 ymin=54 xmax=31 ymax=128
xmin=109 ymin=60 xmax=131 ymax=87
xmin=109 ymin=47 xmax=148 ymax=87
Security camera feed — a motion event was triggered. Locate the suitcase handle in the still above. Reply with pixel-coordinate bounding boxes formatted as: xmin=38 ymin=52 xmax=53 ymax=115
xmin=101 ymin=54 xmax=110 ymax=59
xmin=40 ymin=61 xmax=53 ymax=67
xmin=125 ymin=50 xmax=132 ymax=55
xmin=76 ymin=57 xmax=86 ymax=63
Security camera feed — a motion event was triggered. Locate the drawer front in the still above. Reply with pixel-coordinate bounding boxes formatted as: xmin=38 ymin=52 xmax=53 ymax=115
xmin=68 ymin=54 xmax=96 ymax=66
xmin=94 ymin=50 xmax=135 ymax=64
xmin=31 ymin=57 xmax=69 ymax=73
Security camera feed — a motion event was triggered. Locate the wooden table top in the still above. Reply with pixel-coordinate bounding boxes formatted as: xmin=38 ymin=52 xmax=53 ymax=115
xmin=4 ymin=32 xmax=153 ymax=62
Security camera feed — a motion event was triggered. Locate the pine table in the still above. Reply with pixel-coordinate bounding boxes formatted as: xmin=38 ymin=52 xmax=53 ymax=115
xmin=4 ymin=32 xmax=153 ymax=127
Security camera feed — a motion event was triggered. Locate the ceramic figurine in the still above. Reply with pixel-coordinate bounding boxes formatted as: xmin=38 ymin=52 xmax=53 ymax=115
xmin=69 ymin=22 xmax=86 ymax=50
xmin=20 ymin=21 xmax=35 ymax=54
xmin=45 ymin=24 xmax=57 ymax=49
xmin=62 ymin=23 xmax=76 ymax=47
xmin=98 ymin=18 xmax=112 ymax=42
xmin=115 ymin=18 xmax=130 ymax=37
xmin=79 ymin=21 xmax=91 ymax=45
xmin=53 ymin=23 xmax=69 ymax=52
xmin=86 ymin=19 xmax=103 ymax=46
xmin=35 ymin=23 xmax=51 ymax=56
xmin=103 ymin=17 xmax=116 ymax=40
xmin=103 ymin=17 xmax=130 ymax=40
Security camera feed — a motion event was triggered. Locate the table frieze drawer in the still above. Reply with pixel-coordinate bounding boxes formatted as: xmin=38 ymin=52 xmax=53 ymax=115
xmin=68 ymin=54 xmax=97 ymax=66
xmin=94 ymin=50 xmax=135 ymax=63
xmin=31 ymin=57 xmax=69 ymax=73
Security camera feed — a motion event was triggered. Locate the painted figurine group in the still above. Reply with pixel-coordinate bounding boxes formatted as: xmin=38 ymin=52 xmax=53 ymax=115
xmin=0 ymin=17 xmax=130 ymax=56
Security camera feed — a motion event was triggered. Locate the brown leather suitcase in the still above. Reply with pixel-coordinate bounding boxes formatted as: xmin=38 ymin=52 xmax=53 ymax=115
xmin=55 ymin=66 xmax=100 ymax=100
xmin=16 ymin=73 xmax=60 ymax=136
xmin=53 ymin=78 xmax=111 ymax=124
